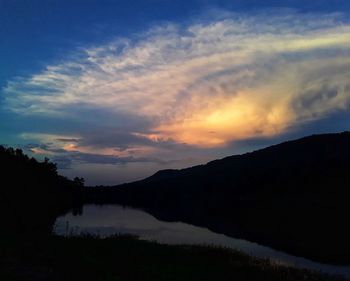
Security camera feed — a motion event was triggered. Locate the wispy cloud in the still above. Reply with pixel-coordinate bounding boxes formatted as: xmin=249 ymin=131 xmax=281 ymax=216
xmin=22 ymin=141 xmax=172 ymax=169
xmin=3 ymin=10 xmax=350 ymax=153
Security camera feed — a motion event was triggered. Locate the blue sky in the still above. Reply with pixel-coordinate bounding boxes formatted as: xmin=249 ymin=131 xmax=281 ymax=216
xmin=1 ymin=0 xmax=350 ymax=185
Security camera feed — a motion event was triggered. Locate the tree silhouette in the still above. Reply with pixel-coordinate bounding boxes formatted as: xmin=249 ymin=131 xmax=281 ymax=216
xmin=74 ymin=177 xmax=85 ymax=187
xmin=0 ymin=145 xmax=84 ymax=235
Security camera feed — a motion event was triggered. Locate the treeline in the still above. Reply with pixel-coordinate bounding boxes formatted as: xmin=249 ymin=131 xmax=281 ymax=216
xmin=0 ymin=146 xmax=83 ymax=236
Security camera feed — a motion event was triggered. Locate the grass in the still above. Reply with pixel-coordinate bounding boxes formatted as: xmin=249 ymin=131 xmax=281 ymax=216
xmin=0 ymin=233 xmax=348 ymax=281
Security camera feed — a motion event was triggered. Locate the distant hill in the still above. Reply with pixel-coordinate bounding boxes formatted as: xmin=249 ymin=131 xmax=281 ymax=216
xmin=85 ymin=132 xmax=350 ymax=264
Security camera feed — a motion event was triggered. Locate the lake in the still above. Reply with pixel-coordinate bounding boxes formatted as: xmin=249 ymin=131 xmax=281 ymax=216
xmin=54 ymin=204 xmax=350 ymax=278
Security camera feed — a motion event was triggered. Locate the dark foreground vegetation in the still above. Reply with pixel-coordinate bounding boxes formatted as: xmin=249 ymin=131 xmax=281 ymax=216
xmin=0 ymin=233 xmax=347 ymax=281
xmin=85 ymin=132 xmax=350 ymax=265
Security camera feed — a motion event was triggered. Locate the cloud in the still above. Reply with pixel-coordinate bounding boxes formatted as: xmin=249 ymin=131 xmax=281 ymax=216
xmin=56 ymin=138 xmax=80 ymax=143
xmin=22 ymin=142 xmax=171 ymax=169
xmin=53 ymin=152 xmax=169 ymax=169
xmin=3 ymin=10 xmax=350 ymax=151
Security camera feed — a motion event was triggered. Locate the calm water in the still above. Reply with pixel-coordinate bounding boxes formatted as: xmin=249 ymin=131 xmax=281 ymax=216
xmin=54 ymin=204 xmax=350 ymax=278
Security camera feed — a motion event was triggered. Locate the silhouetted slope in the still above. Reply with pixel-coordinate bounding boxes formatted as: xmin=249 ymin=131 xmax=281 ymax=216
xmin=85 ymin=132 xmax=350 ymax=264
xmin=135 ymin=131 xmax=350 ymax=195
xmin=0 ymin=146 xmax=82 ymax=236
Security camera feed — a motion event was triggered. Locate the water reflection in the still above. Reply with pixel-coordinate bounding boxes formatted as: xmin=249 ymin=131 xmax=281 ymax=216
xmin=54 ymin=204 xmax=350 ymax=278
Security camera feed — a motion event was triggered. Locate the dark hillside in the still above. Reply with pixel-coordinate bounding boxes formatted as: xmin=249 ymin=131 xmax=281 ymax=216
xmin=85 ymin=132 xmax=350 ymax=264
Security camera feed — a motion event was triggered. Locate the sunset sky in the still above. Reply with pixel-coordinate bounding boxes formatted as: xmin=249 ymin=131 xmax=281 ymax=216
xmin=1 ymin=0 xmax=350 ymax=185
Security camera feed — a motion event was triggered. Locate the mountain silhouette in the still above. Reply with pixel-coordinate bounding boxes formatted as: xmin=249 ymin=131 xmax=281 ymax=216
xmin=85 ymin=132 xmax=350 ymax=264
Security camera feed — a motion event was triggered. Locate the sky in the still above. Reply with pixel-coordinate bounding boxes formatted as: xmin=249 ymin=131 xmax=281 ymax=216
xmin=1 ymin=0 xmax=350 ymax=185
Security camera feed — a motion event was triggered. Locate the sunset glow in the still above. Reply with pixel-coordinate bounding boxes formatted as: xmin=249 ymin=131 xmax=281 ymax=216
xmin=1 ymin=2 xmax=350 ymax=184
